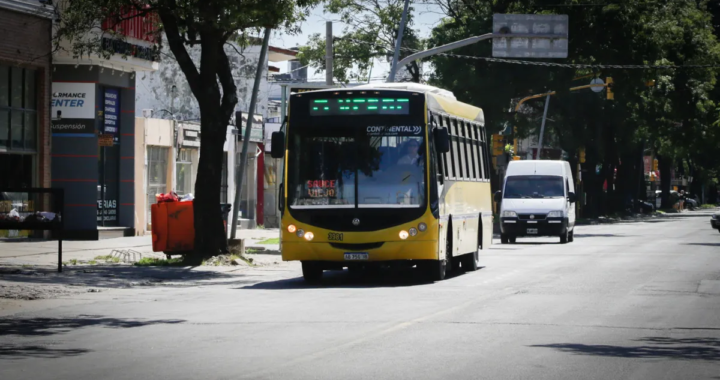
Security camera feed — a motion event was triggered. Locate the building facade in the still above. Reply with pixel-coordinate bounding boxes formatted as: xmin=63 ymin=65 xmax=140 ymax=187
xmin=0 ymin=1 xmax=53 ymax=191
xmin=135 ymin=39 xmax=296 ymax=229
xmin=51 ymin=10 xmax=159 ymax=239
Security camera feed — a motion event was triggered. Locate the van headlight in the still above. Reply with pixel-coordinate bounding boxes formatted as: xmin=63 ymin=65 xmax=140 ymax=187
xmin=501 ymin=210 xmax=517 ymax=218
xmin=547 ymin=210 xmax=563 ymax=218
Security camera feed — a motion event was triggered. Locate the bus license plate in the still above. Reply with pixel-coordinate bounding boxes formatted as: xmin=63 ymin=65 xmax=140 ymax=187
xmin=527 ymin=228 xmax=538 ymax=234
xmin=344 ymin=253 xmax=369 ymax=261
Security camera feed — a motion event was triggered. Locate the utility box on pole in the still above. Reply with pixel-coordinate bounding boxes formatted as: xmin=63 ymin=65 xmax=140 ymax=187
xmin=492 ymin=14 xmax=569 ymax=58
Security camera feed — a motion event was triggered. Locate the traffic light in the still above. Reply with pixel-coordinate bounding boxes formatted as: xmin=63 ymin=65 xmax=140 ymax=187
xmin=652 ymin=158 xmax=658 ymax=171
xmin=579 ymin=148 xmax=586 ymax=163
xmin=606 ymin=77 xmax=614 ymax=100
xmin=492 ymin=134 xmax=504 ymax=156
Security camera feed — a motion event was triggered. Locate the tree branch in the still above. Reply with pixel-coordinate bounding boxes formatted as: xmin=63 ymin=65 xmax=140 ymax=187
xmin=217 ymin=43 xmax=238 ymax=117
xmin=157 ymin=4 xmax=201 ymax=94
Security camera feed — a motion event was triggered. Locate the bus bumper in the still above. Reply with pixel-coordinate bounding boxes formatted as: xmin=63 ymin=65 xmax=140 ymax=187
xmin=282 ymin=240 xmax=439 ymax=262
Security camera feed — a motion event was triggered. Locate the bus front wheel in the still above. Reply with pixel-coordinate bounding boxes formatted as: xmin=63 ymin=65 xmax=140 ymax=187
xmin=301 ymin=262 xmax=323 ymax=284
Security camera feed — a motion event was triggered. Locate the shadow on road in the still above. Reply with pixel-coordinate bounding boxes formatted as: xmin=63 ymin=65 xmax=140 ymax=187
xmin=240 ymin=266 xmax=481 ymax=290
xmin=0 ymin=315 xmax=185 ymax=360
xmin=0 ymin=315 xmax=185 ymax=337
xmin=531 ymin=336 xmax=720 ymax=361
xmin=684 ymin=243 xmax=720 ymax=247
xmin=0 ymin=265 xmax=243 ymax=291
xmin=0 ymin=345 xmax=89 ymax=360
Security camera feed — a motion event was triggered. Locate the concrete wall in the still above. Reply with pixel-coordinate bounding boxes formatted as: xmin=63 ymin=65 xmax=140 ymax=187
xmin=135 ymin=38 xmax=270 ymax=121
xmin=134 ymin=117 xmax=175 ymax=234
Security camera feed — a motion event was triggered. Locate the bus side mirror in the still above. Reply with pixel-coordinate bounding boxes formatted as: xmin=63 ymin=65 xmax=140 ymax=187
xmin=433 ymin=128 xmax=450 ymax=154
xmin=271 ymin=132 xmax=285 ymax=159
xmin=494 ymin=190 xmax=502 ymax=203
xmin=568 ymin=192 xmax=577 ymax=203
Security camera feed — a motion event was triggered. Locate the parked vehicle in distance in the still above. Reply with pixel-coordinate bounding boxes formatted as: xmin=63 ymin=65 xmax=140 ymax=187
xmin=711 ymin=212 xmax=719 ymax=233
xmin=496 ymin=160 xmax=577 ymax=244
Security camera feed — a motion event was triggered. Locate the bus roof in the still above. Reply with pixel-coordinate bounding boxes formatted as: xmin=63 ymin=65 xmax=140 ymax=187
xmin=353 ymin=83 xmax=456 ymax=100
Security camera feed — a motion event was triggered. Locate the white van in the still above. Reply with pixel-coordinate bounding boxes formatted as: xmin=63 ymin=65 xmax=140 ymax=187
xmin=495 ymin=160 xmax=577 ymax=244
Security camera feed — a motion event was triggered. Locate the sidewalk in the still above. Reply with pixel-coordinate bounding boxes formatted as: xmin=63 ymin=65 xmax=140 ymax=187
xmin=0 ymin=228 xmax=280 ymax=267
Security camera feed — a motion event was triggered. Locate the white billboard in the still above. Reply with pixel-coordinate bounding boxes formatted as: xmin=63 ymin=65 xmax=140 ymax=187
xmin=51 ymin=82 xmax=96 ymax=119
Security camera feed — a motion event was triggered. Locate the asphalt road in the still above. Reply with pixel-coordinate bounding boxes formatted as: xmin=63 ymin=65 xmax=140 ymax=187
xmin=2 ymin=211 xmax=720 ymax=380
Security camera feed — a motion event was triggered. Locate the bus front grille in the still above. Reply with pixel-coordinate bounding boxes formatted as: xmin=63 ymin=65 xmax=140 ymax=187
xmin=330 ymin=242 xmax=384 ymax=251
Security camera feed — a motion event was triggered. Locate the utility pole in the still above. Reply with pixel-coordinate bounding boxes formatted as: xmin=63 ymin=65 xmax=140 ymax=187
xmin=230 ymin=27 xmax=271 ymax=239
xmin=536 ymin=94 xmax=551 ymax=160
xmin=325 ymin=21 xmax=333 ymax=85
xmin=387 ymin=0 xmax=411 ymax=83
xmin=387 ymin=32 xmax=559 ymax=83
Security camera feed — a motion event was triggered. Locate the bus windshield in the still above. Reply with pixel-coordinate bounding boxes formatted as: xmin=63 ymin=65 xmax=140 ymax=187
xmin=504 ymin=175 xmax=565 ymax=199
xmin=288 ymin=126 xmax=426 ymax=209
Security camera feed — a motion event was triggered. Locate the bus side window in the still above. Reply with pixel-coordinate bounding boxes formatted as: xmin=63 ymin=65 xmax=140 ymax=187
xmin=430 ymin=114 xmax=444 ymax=185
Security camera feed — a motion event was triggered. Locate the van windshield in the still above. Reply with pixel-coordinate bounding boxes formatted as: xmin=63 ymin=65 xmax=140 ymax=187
xmin=504 ymin=175 xmax=564 ymax=199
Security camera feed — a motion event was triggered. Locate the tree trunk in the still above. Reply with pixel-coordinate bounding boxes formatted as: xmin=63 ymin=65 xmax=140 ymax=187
xmin=158 ymin=10 xmax=237 ymax=263
xmin=191 ymin=110 xmax=230 ymax=261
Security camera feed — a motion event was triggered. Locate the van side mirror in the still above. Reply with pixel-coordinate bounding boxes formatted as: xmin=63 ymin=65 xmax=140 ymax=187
xmin=433 ymin=128 xmax=450 ymax=154
xmin=271 ymin=132 xmax=285 ymax=159
xmin=568 ymin=192 xmax=577 ymax=203
xmin=494 ymin=190 xmax=502 ymax=203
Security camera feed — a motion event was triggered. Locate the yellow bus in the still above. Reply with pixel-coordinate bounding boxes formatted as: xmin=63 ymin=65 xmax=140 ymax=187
xmin=270 ymin=83 xmax=493 ymax=283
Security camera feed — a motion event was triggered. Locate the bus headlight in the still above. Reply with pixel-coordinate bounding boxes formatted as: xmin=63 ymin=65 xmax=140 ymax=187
xmin=287 ymin=224 xmax=297 ymax=233
xmin=304 ymin=231 xmax=314 ymax=241
xmin=399 ymin=230 xmax=409 ymax=240
xmin=418 ymin=222 xmax=427 ymax=232
xmin=296 ymin=229 xmax=305 ymax=238
xmin=409 ymin=228 xmax=418 ymax=237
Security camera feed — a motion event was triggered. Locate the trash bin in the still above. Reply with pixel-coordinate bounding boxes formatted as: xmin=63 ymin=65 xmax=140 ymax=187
xmin=220 ymin=203 xmax=232 ymax=232
xmin=151 ymin=202 xmax=233 ymax=253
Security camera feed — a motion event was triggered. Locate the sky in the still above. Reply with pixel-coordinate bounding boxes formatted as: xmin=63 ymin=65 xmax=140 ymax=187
xmin=269 ymin=3 xmax=447 ymax=82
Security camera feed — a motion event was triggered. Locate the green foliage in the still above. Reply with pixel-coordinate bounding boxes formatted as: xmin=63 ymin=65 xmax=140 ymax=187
xmin=427 ymin=0 xmax=720 ymax=212
xmin=298 ymin=0 xmax=424 ymax=83
xmin=134 ymin=257 xmax=185 ymax=267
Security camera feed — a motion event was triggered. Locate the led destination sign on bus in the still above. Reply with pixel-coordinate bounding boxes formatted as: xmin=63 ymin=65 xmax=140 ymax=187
xmin=309 ymin=98 xmax=410 ymax=116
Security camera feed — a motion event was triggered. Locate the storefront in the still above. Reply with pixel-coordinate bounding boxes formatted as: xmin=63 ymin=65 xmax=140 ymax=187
xmin=0 ymin=4 xmax=52 ymax=190
xmin=51 ymin=21 xmax=159 ymax=238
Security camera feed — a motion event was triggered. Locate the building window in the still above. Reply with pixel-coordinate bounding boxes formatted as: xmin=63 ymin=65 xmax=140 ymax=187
xmin=0 ymin=65 xmax=37 ymax=152
xmin=176 ymin=148 xmax=193 ymax=195
xmin=147 ymin=146 xmax=168 ymax=225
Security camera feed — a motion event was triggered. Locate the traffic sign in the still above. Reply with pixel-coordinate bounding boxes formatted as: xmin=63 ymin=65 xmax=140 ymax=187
xmin=590 ymin=78 xmax=604 ymax=93
xmin=492 ymin=14 xmax=569 ymax=58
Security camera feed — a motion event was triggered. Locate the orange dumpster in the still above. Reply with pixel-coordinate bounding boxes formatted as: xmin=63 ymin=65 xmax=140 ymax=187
xmin=151 ymin=201 xmax=194 ymax=252
xmin=151 ymin=201 xmax=231 ymax=253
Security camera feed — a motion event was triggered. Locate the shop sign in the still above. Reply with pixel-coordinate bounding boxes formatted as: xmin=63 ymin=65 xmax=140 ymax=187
xmin=97 ymin=199 xmax=117 ymax=222
xmin=103 ymin=88 xmax=120 ymax=135
xmin=102 ymin=37 xmax=160 ymax=61
xmin=52 ymin=83 xmax=96 ymax=119
xmin=51 ymin=119 xmax=95 ymax=134
xmin=234 ymin=112 xmax=264 ymax=143
xmin=98 ymin=134 xmax=114 ymax=147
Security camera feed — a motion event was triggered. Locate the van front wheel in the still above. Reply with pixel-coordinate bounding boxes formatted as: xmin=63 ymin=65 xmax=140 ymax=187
xmin=501 ymin=234 xmax=509 ymax=244
xmin=560 ymin=230 xmax=569 ymax=244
